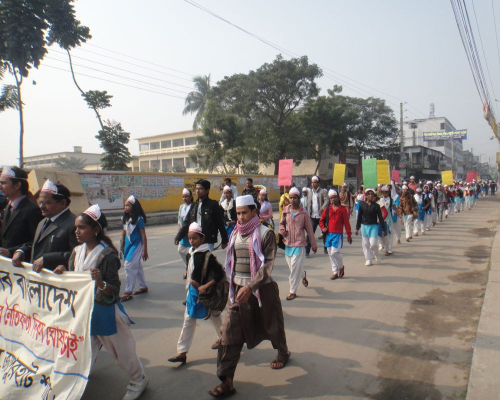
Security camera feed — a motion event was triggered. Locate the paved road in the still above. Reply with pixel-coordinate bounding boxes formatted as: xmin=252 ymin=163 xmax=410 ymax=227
xmin=82 ymin=197 xmax=500 ymax=400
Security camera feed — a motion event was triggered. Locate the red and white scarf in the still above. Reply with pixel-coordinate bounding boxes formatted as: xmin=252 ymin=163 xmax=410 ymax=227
xmin=225 ymin=215 xmax=265 ymax=306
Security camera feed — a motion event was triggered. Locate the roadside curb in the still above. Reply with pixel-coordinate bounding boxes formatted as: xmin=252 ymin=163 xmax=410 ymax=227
xmin=467 ymin=221 xmax=500 ymax=400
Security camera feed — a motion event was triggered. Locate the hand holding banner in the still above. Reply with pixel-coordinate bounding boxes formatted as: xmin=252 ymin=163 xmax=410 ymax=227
xmin=333 ymin=164 xmax=346 ymax=186
xmin=0 ymin=256 xmax=94 ymax=400
xmin=278 ymin=159 xmax=293 ymax=186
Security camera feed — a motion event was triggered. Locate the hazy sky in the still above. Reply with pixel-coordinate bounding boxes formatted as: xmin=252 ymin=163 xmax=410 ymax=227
xmin=1 ymin=0 xmax=500 ymax=166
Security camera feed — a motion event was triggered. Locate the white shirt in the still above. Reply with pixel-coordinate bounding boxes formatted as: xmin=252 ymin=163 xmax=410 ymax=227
xmin=414 ymin=194 xmax=423 ymax=205
xmin=311 ymin=189 xmax=320 ymax=218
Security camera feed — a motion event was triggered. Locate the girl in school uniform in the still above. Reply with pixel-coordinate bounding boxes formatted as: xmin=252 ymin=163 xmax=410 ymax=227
xmin=120 ymin=195 xmax=149 ymax=302
xmin=54 ymin=205 xmax=148 ymax=400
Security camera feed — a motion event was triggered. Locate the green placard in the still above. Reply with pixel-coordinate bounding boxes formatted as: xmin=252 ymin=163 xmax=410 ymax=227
xmin=362 ymin=158 xmax=378 ymax=188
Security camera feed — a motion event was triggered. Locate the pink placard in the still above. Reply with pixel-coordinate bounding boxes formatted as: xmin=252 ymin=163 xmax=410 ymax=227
xmin=466 ymin=172 xmax=477 ymax=183
xmin=278 ymin=159 xmax=293 ymax=186
xmin=391 ymin=170 xmax=400 ymax=183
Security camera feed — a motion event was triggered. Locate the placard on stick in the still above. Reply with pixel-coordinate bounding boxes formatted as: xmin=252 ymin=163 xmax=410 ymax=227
xmin=441 ymin=170 xmax=454 ymax=186
xmin=278 ymin=159 xmax=293 ymax=186
xmin=333 ymin=164 xmax=346 ymax=186
xmin=362 ymin=158 xmax=378 ymax=188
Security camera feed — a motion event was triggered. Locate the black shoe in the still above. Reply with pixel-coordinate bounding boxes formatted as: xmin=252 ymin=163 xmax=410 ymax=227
xmin=306 ymin=253 xmax=310 ymax=257
xmin=324 ymin=248 xmax=328 ymax=254
xmin=182 ymin=301 xmax=186 ymax=306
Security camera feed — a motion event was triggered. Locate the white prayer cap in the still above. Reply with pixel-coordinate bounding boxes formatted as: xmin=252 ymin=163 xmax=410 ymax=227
xmin=328 ymin=189 xmax=338 ymax=197
xmin=302 ymin=187 xmax=308 ymax=192
xmin=364 ymin=188 xmax=375 ymax=194
xmin=235 ymin=195 xmax=256 ymax=207
xmin=41 ymin=179 xmax=58 ymax=194
xmin=444 ymin=184 xmax=448 ymax=188
xmin=436 ymin=183 xmax=442 ymax=187
xmin=410 ymin=176 xmax=415 ymax=179
xmin=84 ymin=204 xmax=101 ymax=222
xmin=182 ymin=188 xmax=191 ymax=196
xmin=402 ymin=185 xmax=408 ymax=190
xmin=223 ymin=185 xmax=232 ymax=193
xmin=342 ymin=182 xmax=347 ymax=187
xmin=311 ymin=175 xmax=319 ymax=182
xmin=126 ymin=195 xmax=136 ymax=204
xmin=260 ymin=188 xmax=267 ymax=194
xmin=427 ymin=181 xmax=433 ymax=185
xmin=416 ymin=187 xmax=423 ymax=192
xmin=381 ymin=185 xmax=389 ymax=191
xmin=289 ymin=187 xmax=301 ymax=197
xmin=188 ymin=222 xmax=204 ymax=236
xmin=403 ymin=181 xmax=408 ymax=184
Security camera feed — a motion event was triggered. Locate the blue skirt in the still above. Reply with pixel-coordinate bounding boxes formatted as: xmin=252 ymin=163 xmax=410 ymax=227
xmin=325 ymin=233 xmax=343 ymax=249
xmin=91 ymin=301 xmax=133 ymax=336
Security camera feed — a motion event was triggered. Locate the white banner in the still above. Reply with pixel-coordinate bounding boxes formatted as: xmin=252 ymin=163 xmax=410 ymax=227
xmin=0 ymin=256 xmax=94 ymax=400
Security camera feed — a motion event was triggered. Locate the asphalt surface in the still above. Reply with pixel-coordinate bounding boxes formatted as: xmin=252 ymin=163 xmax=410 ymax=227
xmin=82 ymin=196 xmax=500 ymax=400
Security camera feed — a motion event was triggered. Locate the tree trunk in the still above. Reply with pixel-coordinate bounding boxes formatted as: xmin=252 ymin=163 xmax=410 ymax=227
xmin=13 ymin=70 xmax=24 ymax=167
xmin=314 ymin=155 xmax=322 ymax=176
xmin=67 ymin=50 xmax=104 ymax=131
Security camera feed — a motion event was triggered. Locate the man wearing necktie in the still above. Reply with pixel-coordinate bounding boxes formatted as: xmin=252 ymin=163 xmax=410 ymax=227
xmin=0 ymin=166 xmax=42 ymax=257
xmin=12 ymin=180 xmax=77 ymax=272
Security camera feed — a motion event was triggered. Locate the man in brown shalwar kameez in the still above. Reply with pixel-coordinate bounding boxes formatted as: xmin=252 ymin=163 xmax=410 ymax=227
xmin=208 ymin=195 xmax=290 ymax=398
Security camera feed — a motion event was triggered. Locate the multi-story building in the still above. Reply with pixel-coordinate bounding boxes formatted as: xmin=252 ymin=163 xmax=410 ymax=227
xmin=24 ymin=147 xmax=103 ymax=170
xmin=403 ymin=145 xmax=446 ymax=180
xmin=402 ymin=117 xmax=465 ymax=179
xmin=136 ymin=130 xmax=200 ymax=173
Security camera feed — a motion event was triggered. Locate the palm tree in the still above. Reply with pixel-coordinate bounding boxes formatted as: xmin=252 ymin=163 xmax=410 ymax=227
xmin=183 ymin=74 xmax=211 ymax=129
xmin=0 ymin=62 xmax=19 ymax=112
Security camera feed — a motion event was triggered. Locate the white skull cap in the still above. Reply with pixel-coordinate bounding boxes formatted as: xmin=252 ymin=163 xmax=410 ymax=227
xmin=381 ymin=185 xmax=389 ymax=191
xmin=328 ymin=189 xmax=338 ymax=197
xmin=188 ymin=222 xmax=204 ymax=235
xmin=235 ymin=195 xmax=255 ymax=207
xmin=289 ymin=187 xmax=301 ymax=197
xmin=41 ymin=179 xmax=58 ymax=194
xmin=1 ymin=166 xmax=16 ymax=179
xmin=182 ymin=188 xmax=190 ymax=195
xmin=311 ymin=176 xmax=319 ymax=182
xmin=223 ymin=185 xmax=232 ymax=192
xmin=402 ymin=185 xmax=408 ymax=189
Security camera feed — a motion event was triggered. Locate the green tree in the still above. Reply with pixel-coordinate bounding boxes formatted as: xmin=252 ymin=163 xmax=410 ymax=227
xmin=183 ymin=74 xmax=211 ymax=129
xmin=211 ymin=55 xmax=322 ymax=174
xmin=96 ymin=120 xmax=132 ymax=171
xmin=0 ymin=0 xmax=90 ymax=166
xmin=54 ymin=157 xmax=87 ymax=170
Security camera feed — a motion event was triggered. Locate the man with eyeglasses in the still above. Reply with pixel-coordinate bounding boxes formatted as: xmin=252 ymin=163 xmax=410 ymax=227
xmin=0 ymin=166 xmax=42 ymax=258
xmin=12 ymin=180 xmax=78 ymax=272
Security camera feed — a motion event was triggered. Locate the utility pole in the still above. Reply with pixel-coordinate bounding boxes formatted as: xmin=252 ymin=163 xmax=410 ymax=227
xmin=400 ymin=103 xmax=404 ymax=152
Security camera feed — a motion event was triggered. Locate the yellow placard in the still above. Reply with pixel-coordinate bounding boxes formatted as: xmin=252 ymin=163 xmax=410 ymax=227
xmin=441 ymin=170 xmax=454 ymax=185
xmin=376 ymin=160 xmax=390 ymax=184
xmin=333 ymin=164 xmax=346 ymax=186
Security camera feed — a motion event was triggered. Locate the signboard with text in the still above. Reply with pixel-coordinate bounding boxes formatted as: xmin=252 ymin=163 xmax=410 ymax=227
xmin=423 ymin=130 xmax=467 ymax=141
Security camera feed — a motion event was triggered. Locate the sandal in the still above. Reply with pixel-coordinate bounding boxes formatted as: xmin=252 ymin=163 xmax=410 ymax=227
xmin=120 ymin=292 xmax=133 ymax=302
xmin=208 ymin=382 xmax=236 ymax=398
xmin=339 ymin=267 xmax=345 ymax=278
xmin=167 ymin=354 xmax=187 ymax=364
xmin=302 ymin=271 xmax=308 ymax=288
xmin=286 ymin=293 xmax=297 ymax=301
xmin=271 ymin=351 xmax=291 ymax=369
xmin=330 ymin=274 xmax=339 ymax=280
xmin=133 ymin=287 xmax=148 ymax=295
xmin=182 ymin=273 xmax=187 ymax=279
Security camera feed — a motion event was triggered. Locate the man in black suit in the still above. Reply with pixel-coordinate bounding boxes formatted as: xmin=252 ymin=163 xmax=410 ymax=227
xmin=12 ymin=180 xmax=78 ymax=272
xmin=0 ymin=166 xmax=43 ymax=257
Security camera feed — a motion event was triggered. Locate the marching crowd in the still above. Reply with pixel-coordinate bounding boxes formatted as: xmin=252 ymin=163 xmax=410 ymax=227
xmin=0 ymin=166 xmax=496 ymax=399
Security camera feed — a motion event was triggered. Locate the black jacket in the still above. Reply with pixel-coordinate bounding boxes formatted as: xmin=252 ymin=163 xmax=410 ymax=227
xmin=19 ymin=208 xmax=78 ymax=270
xmin=69 ymin=246 xmax=121 ymax=306
xmin=356 ymin=202 xmax=385 ymax=231
xmin=1 ymin=197 xmax=43 ymax=255
xmin=187 ymin=251 xmax=224 ymax=285
xmin=175 ymin=197 xmax=228 ymax=245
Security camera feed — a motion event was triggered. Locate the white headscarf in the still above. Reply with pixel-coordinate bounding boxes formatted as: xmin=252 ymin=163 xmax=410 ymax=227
xmin=74 ymin=242 xmax=107 ymax=272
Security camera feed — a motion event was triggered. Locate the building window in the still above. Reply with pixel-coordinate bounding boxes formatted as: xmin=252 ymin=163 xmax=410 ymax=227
xmin=184 ymin=137 xmax=197 ymax=146
xmin=440 ymin=123 xmax=445 ymax=130
xmin=172 ymin=138 xmax=184 ymax=147
xmin=150 ymin=160 xmax=160 ymax=170
xmin=185 ymin=158 xmax=197 ymax=169
xmin=173 ymin=158 xmax=185 ymax=167
xmin=139 ymin=143 xmax=149 ymax=152
xmin=161 ymin=140 xmax=171 ymax=148
xmin=150 ymin=142 xmax=160 ymax=150
xmin=162 ymin=159 xmax=172 ymax=171
xmin=139 ymin=161 xmax=149 ymax=171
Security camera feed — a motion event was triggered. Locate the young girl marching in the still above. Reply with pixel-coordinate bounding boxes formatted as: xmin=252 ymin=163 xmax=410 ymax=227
xmin=258 ymin=189 xmax=274 ymax=227
xmin=220 ymin=186 xmax=237 ymax=239
xmin=178 ymin=188 xmax=193 ymax=279
xmin=54 ymin=205 xmax=148 ymax=400
xmin=120 ymin=195 xmax=149 ymax=302
xmin=168 ymin=222 xmax=224 ymax=364
xmin=279 ymin=187 xmax=317 ymax=300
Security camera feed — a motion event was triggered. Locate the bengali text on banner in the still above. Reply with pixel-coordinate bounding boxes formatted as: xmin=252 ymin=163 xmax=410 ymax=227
xmin=0 ymin=256 xmax=94 ymax=400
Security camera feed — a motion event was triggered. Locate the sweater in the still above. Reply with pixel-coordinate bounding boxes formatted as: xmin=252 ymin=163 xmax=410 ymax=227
xmin=279 ymin=205 xmax=317 ymax=248
xmin=319 ymin=204 xmax=352 ymax=237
